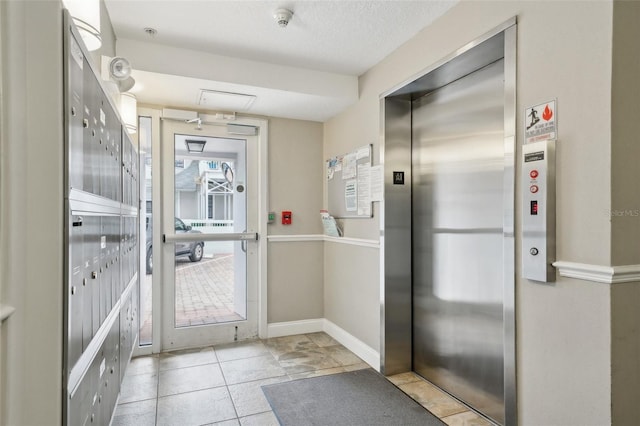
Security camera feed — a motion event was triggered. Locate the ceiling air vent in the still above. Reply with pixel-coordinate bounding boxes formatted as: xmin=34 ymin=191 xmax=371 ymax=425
xmin=197 ymin=90 xmax=256 ymax=111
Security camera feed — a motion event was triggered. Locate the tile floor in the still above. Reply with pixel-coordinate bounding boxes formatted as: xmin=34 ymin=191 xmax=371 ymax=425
xmin=112 ymin=332 xmax=494 ymax=426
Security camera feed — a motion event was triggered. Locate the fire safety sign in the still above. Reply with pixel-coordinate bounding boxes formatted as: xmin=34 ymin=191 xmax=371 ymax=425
xmin=525 ymin=100 xmax=557 ymax=144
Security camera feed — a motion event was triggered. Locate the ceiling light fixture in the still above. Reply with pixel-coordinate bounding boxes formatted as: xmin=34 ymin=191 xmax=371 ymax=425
xmin=120 ymin=93 xmax=138 ymax=134
xmin=273 ymin=8 xmax=293 ymax=28
xmin=63 ymin=0 xmax=102 ymax=51
xmin=185 ymin=139 xmax=206 ymax=153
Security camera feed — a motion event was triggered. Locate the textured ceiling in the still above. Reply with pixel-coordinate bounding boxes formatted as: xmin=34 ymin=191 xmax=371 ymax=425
xmin=103 ymin=0 xmax=458 ymax=121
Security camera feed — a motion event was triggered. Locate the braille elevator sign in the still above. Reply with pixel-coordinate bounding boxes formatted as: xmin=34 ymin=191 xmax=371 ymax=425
xmin=393 ymin=171 xmax=405 ymax=185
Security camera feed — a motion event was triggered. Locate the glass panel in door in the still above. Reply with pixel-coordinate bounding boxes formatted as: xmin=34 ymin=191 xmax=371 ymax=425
xmin=173 ymin=149 xmax=247 ymax=327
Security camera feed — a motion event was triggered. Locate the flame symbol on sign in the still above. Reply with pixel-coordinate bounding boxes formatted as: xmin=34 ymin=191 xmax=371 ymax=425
xmin=542 ymin=104 xmax=553 ymax=121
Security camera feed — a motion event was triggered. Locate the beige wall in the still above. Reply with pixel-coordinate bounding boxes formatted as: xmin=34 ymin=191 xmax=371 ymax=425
xmin=610 ymin=0 xmax=640 ymax=266
xmin=324 ymin=243 xmax=380 ymax=349
xmin=268 ymin=242 xmax=324 ymax=323
xmin=610 ymin=2 xmax=640 ymax=424
xmin=267 ymin=118 xmax=325 ymax=323
xmin=268 ymin=118 xmax=324 ymax=236
xmin=324 ymin=1 xmax=617 ymax=424
xmin=1 ymin=1 xmax=65 ymax=424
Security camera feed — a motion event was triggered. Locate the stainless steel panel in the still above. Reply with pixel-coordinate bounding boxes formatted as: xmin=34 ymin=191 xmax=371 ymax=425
xmin=119 ymin=294 xmax=130 ymax=382
xmin=131 ymin=216 xmax=139 ymax=280
xmin=121 ymin=219 xmax=128 ymax=287
xmin=89 ymin=216 xmax=100 ymax=335
xmin=412 ymin=59 xmax=506 ymax=424
xmin=89 ymin=350 xmax=104 ymax=426
xmin=122 ymin=140 xmax=129 ymax=206
xmin=380 ymin=96 xmax=413 ymax=375
xmin=102 ymin=317 xmax=120 ymax=426
xmin=131 ymin=273 xmax=139 ymax=345
xmin=115 ymin=125 xmax=122 ymax=203
xmin=69 ymin=215 xmax=84 ymax=368
xmin=99 ymin=217 xmax=109 ymax=325
xmin=83 ymin=58 xmax=100 ymax=196
xmin=82 ymin=240 xmax=93 ymax=351
xmin=67 ymin=34 xmax=84 ymax=192
xmin=503 ymin=23 xmax=517 ymax=426
xmin=110 ymin=217 xmax=117 ymax=306
xmin=104 ymin=103 xmax=114 ymax=201
xmin=98 ymin=98 xmax=108 ymax=201
xmin=124 ymin=217 xmax=131 ymax=284
xmin=68 ymin=374 xmax=90 ymax=426
xmin=522 ymin=140 xmax=556 ymax=282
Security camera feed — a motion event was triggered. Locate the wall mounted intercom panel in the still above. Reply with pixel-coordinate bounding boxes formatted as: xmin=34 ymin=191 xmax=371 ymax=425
xmin=522 ymin=140 xmax=556 ymax=282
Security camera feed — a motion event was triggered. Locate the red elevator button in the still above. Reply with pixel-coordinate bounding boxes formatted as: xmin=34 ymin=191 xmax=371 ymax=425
xmin=530 ymin=170 xmax=539 ymax=179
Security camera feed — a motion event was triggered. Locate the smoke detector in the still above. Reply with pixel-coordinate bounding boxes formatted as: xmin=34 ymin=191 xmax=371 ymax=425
xmin=274 ymin=8 xmax=293 ymax=28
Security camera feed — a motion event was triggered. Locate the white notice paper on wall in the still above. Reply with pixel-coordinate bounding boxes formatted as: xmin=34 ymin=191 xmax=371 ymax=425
xmin=357 ymin=164 xmax=371 ymax=216
xmin=345 ymin=180 xmax=357 ymax=211
xmin=342 ymin=153 xmax=357 ymax=179
xmin=356 ymin=145 xmax=370 ymax=160
xmin=370 ymin=165 xmax=383 ymax=202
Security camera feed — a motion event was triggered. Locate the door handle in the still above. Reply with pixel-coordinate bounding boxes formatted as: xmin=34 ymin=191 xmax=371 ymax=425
xmin=163 ymin=232 xmax=258 ymax=244
xmin=241 ymin=229 xmax=248 ymax=253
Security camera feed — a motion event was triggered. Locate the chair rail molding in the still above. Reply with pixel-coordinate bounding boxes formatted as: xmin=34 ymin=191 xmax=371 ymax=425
xmin=553 ymin=261 xmax=640 ymax=284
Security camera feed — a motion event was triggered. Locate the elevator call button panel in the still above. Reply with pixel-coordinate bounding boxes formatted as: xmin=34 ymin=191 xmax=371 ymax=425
xmin=522 ymin=140 xmax=556 ymax=282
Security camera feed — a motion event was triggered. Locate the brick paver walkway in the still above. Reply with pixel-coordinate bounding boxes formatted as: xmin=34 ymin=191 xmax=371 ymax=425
xmin=175 ymin=254 xmax=244 ymax=327
xmin=139 ymin=254 xmax=243 ymax=342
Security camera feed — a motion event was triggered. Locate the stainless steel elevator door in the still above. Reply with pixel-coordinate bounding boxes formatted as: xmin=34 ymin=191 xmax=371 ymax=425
xmin=412 ymin=59 xmax=506 ymax=424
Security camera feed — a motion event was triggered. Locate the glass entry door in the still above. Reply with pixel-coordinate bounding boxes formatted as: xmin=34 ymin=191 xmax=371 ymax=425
xmin=160 ymin=120 xmax=259 ymax=349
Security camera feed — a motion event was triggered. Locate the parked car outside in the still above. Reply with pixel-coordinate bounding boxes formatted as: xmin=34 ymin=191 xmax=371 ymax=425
xmin=146 ymin=216 xmax=205 ymax=274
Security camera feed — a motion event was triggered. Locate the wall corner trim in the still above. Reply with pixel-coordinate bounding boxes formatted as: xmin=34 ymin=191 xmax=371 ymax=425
xmin=553 ymin=261 xmax=640 ymax=284
xmin=266 ymin=318 xmax=380 ymax=371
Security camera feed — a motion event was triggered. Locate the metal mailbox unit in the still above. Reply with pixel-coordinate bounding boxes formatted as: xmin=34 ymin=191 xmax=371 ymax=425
xmin=63 ymin=10 xmax=139 ymax=425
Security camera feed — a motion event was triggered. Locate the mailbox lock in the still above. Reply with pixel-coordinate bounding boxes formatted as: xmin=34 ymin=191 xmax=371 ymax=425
xmin=91 ymin=271 xmax=98 ymax=279
xmin=530 ymin=247 xmax=539 ymax=256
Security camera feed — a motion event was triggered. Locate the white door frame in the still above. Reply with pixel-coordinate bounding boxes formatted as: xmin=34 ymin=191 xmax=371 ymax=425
xmin=134 ymin=110 xmax=267 ymax=356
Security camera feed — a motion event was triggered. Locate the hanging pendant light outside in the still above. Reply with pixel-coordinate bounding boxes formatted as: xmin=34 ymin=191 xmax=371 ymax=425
xmin=120 ymin=93 xmax=138 ymax=134
xmin=63 ymin=0 xmax=102 ymax=51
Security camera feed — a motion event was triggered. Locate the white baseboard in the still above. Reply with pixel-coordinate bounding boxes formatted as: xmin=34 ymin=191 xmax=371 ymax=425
xmin=267 ymin=318 xmax=324 ymax=338
xmin=266 ymin=318 xmax=380 ymax=372
xmin=322 ymin=319 xmax=380 ymax=372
